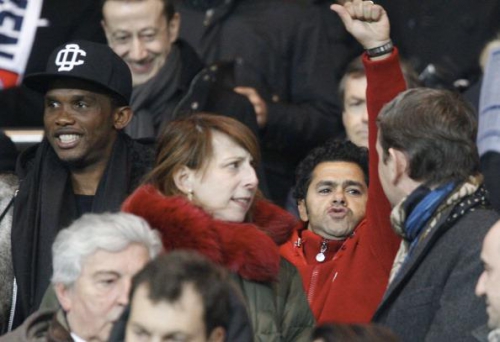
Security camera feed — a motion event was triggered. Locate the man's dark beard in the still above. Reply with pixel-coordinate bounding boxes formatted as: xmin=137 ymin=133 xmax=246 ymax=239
xmin=181 ymin=0 xmax=226 ymax=11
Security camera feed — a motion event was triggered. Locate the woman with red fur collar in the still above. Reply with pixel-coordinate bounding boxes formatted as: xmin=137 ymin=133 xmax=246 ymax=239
xmin=122 ymin=113 xmax=315 ymax=341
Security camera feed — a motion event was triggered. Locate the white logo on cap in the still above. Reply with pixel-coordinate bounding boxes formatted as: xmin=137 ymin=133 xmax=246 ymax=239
xmin=55 ymin=44 xmax=87 ymax=72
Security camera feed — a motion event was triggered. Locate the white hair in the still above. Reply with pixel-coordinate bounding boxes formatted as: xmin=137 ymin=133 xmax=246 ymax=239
xmin=51 ymin=212 xmax=162 ymax=286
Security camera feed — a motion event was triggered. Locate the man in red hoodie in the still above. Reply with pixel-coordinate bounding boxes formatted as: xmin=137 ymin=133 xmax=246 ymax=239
xmin=279 ymin=0 xmax=402 ymax=324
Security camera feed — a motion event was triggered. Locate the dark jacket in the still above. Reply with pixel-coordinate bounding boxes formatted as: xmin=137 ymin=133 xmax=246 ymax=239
xmin=0 ymin=174 xmax=17 ymax=333
xmin=481 ymin=152 xmax=500 ymax=213
xmin=177 ymin=0 xmax=344 ymax=205
xmin=122 ymin=185 xmax=315 ymax=341
xmin=126 ymin=39 xmax=258 ymax=139
xmin=472 ymin=325 xmax=491 ymax=342
xmin=373 ymin=199 xmax=497 ymax=341
xmin=310 ymin=0 xmax=364 ymax=78
xmin=367 ymin=51 xmax=499 ymax=342
xmin=10 ymin=133 xmax=155 ymax=330
xmin=377 ymin=0 xmax=500 ymax=89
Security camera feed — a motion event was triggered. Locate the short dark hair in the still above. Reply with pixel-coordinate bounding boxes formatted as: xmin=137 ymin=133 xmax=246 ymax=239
xmin=293 ymin=140 xmax=368 ymax=201
xmin=129 ymin=250 xmax=231 ymax=337
xmin=377 ymin=88 xmax=479 ymax=186
xmin=101 ymin=0 xmax=175 ymax=21
xmin=312 ymin=323 xmax=400 ymax=342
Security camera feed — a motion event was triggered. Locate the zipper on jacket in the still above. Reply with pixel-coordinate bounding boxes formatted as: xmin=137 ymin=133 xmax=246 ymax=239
xmin=204 ymin=9 xmax=214 ymax=26
xmin=7 ymin=189 xmax=19 ymax=332
xmin=308 ymin=267 xmax=320 ymax=304
xmin=7 ymin=278 xmax=17 ymax=332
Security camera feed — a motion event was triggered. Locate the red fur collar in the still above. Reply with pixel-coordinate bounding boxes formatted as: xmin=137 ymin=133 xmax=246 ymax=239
xmin=122 ymin=185 xmax=298 ymax=282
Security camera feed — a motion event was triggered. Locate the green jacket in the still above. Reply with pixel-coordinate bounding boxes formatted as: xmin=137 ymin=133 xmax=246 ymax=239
xmin=232 ymin=259 xmax=315 ymax=342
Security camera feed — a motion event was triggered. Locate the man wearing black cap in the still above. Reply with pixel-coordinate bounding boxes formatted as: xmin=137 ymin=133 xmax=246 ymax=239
xmin=8 ymin=40 xmax=155 ymax=330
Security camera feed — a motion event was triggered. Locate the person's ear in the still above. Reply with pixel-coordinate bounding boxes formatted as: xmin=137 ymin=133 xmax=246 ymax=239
xmin=389 ymin=147 xmax=409 ymax=185
xmin=54 ymin=283 xmax=72 ymax=312
xmin=168 ymin=13 xmax=181 ymax=43
xmin=297 ymin=199 xmax=309 ymax=222
xmin=173 ymin=166 xmax=195 ymax=196
xmin=113 ymin=106 xmax=133 ymax=130
xmin=208 ymin=326 xmax=225 ymax=342
xmin=100 ymin=10 xmax=113 ymax=45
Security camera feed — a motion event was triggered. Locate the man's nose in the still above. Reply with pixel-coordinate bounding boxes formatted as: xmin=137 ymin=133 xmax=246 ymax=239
xmin=117 ymin=279 xmax=131 ymax=306
xmin=129 ymin=37 xmax=148 ymax=61
xmin=361 ymin=106 xmax=368 ymax=123
xmin=54 ymin=107 xmax=76 ymax=126
xmin=332 ymin=190 xmax=346 ymax=205
xmin=475 ymin=271 xmax=486 ymax=297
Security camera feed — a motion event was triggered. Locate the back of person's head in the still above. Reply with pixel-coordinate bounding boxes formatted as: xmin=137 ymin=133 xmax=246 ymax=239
xmin=52 ymin=212 xmax=162 ymax=286
xmin=129 ymin=250 xmax=231 ymax=338
xmin=293 ymin=140 xmax=368 ymax=201
xmin=145 ymin=113 xmax=260 ymax=196
xmin=377 ymin=88 xmax=479 ymax=187
xmin=312 ymin=323 xmax=400 ymax=342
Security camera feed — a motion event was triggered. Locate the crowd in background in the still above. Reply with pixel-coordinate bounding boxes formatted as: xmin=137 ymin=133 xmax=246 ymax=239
xmin=1 ymin=0 xmax=500 ymax=341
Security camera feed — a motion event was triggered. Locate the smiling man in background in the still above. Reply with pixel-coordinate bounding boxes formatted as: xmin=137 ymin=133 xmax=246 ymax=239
xmin=100 ymin=0 xmax=259 ymax=141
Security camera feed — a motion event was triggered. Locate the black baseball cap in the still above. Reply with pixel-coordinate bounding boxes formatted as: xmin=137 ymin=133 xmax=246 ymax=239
xmin=23 ymin=40 xmax=132 ymax=105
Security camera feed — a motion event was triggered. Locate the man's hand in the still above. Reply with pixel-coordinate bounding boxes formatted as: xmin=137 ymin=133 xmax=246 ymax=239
xmin=331 ymin=0 xmax=390 ymax=50
xmin=234 ymin=86 xmax=268 ymax=128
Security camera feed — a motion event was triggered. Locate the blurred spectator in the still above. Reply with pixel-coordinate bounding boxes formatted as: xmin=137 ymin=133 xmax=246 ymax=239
xmin=120 ymin=251 xmax=233 ymax=342
xmin=176 ymin=0 xmax=344 ymax=206
xmin=338 ymin=56 xmax=420 ymax=148
xmin=0 ymin=0 xmax=106 ymax=128
xmin=477 ymin=45 xmax=500 ymax=213
xmin=475 ymin=220 xmax=500 ymax=342
xmin=464 ymin=34 xmax=500 ymax=113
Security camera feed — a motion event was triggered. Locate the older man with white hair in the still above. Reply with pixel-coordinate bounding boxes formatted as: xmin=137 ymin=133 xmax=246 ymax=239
xmin=3 ymin=212 xmax=162 ymax=341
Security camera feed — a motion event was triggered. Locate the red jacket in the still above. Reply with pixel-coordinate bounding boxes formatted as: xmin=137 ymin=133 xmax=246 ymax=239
xmin=280 ymin=50 xmax=404 ymax=324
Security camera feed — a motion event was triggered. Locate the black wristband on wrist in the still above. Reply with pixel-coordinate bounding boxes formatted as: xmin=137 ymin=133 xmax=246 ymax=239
xmin=365 ymin=41 xmax=394 ymax=58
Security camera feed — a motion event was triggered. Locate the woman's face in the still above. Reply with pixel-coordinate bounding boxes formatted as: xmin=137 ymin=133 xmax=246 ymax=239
xmin=191 ymin=131 xmax=258 ymax=222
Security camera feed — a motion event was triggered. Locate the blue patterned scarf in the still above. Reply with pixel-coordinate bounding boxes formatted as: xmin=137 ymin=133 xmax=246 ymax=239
xmin=403 ymin=181 xmax=456 ymax=256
